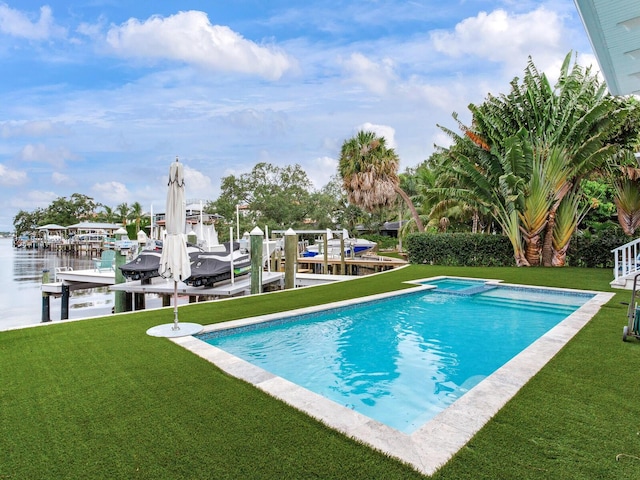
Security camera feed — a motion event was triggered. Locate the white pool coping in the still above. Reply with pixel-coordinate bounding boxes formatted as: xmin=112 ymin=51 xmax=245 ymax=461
xmin=171 ymin=277 xmax=615 ymax=476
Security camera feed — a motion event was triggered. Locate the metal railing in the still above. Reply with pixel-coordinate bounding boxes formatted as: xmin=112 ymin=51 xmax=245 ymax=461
xmin=612 ymin=237 xmax=640 ymax=281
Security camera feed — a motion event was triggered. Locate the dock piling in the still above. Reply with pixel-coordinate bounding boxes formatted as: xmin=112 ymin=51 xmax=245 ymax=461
xmin=61 ymin=284 xmax=70 ymax=320
xmin=41 ymin=269 xmax=51 ymax=323
xmin=114 ymin=229 xmax=128 ymax=313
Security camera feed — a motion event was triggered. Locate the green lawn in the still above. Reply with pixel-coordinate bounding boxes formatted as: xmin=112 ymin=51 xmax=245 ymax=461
xmin=2 ymin=266 xmax=639 ymax=479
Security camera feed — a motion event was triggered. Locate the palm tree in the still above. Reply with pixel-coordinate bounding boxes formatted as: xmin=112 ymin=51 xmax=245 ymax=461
xmin=338 ymin=130 xmax=425 ymax=232
xmin=129 ymin=202 xmax=143 ymax=233
xmin=115 ymin=203 xmax=129 ymax=226
xmin=97 ymin=205 xmax=116 ymax=223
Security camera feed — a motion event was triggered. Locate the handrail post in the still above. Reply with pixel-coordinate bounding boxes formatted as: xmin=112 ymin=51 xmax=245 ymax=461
xmin=612 ymin=237 xmax=640 ymax=282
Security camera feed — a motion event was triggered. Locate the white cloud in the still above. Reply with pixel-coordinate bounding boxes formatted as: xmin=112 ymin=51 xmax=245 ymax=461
xmin=92 ymin=181 xmax=130 ymax=204
xmin=51 ymin=172 xmax=73 ymax=186
xmin=403 ymin=79 xmax=458 ymax=111
xmin=224 ymin=109 xmax=289 ymax=135
xmin=0 ymin=120 xmax=69 ymax=138
xmin=0 ymin=163 xmax=27 ymax=185
xmin=357 ymin=122 xmax=397 ymax=149
xmin=431 ymin=130 xmax=454 ymax=151
xmin=9 ymin=189 xmax=57 ymax=209
xmin=340 ymin=53 xmax=396 ymax=95
xmin=183 ymin=165 xmax=215 ymax=200
xmin=18 ymin=144 xmax=76 ymax=168
xmin=76 ymin=15 xmax=107 ymax=40
xmin=0 ymin=4 xmax=66 ymax=40
xmin=306 ymin=156 xmax=337 ymax=189
xmin=431 ymin=7 xmax=565 ymax=73
xmin=105 ymin=10 xmax=293 ymax=80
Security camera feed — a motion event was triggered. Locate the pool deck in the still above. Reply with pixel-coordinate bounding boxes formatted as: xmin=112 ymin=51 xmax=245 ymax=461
xmin=172 ymin=279 xmax=614 ymax=476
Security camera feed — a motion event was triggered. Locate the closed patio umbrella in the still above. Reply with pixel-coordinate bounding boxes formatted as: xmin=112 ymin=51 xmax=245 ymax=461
xmin=147 ymin=157 xmax=202 ymax=337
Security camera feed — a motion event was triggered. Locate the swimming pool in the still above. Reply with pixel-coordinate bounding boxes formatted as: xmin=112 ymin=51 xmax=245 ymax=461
xmin=175 ymin=277 xmax=613 ymax=475
xmin=197 ymin=278 xmax=592 ymax=433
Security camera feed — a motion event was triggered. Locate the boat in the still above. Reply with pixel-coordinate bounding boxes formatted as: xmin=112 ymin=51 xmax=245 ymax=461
xmin=302 ymin=229 xmax=376 ymax=258
xmin=185 ymin=241 xmax=251 ymax=287
xmin=119 ymin=240 xmax=203 ymax=282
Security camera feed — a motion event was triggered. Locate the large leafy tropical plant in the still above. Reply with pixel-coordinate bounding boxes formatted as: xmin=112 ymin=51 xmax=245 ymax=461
xmin=611 ymin=151 xmax=640 ymax=236
xmin=552 ymin=191 xmax=590 ymax=266
xmin=614 ymin=177 xmax=640 ymax=236
xmin=437 ymin=52 xmax=640 ymax=266
xmin=519 ymin=154 xmax=553 ymax=266
xmin=432 ymin=128 xmax=532 ymax=265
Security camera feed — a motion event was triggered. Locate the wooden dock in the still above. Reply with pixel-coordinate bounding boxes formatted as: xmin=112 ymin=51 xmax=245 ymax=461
xmin=109 ymin=271 xmax=285 ymax=297
xmin=295 ymin=253 xmax=407 ymax=275
xmin=40 ymin=267 xmax=361 ymax=322
xmin=41 ymin=269 xmax=115 ymax=294
xmin=17 ymin=239 xmax=108 ymax=257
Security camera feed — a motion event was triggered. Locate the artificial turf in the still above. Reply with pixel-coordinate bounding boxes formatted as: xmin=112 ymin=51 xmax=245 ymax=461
xmin=1 ymin=266 xmax=638 ymax=479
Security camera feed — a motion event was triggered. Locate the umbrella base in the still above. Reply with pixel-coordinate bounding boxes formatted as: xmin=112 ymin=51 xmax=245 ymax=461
xmin=146 ymin=322 xmax=203 ymax=338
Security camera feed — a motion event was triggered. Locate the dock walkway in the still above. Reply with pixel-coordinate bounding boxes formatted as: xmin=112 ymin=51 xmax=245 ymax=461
xmin=296 ymin=253 xmax=407 ymax=275
xmin=109 ymin=271 xmax=285 ymax=297
xmin=40 ymin=267 xmax=358 ymax=322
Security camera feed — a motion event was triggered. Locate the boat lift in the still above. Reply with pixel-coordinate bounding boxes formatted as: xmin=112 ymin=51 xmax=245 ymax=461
xmin=622 ymin=272 xmax=640 ymax=341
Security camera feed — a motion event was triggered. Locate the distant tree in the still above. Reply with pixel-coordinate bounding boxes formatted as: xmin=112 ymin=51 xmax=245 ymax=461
xmin=129 ymin=202 xmax=143 ymax=233
xmin=42 ymin=193 xmax=97 ymax=226
xmin=13 ymin=208 xmax=46 ymax=237
xmin=115 ymin=203 xmax=129 ymax=226
xmin=579 ymin=177 xmax=618 ymax=233
xmin=308 ymin=174 xmax=370 ymax=232
xmin=97 ymin=205 xmax=116 ymax=223
xmin=210 ymin=175 xmax=248 ymax=228
xmin=13 ymin=194 xmax=97 ymax=237
xmin=338 ymin=130 xmax=425 ymax=232
xmin=251 ymin=163 xmax=313 ymax=227
xmin=211 ymin=162 xmax=316 ymax=231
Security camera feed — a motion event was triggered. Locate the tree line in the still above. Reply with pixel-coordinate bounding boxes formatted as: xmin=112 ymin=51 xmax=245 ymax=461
xmin=13 ymin=195 xmax=149 ymax=238
xmin=333 ymin=52 xmax=640 ymax=266
xmin=13 ymin=52 xmax=640 ymax=267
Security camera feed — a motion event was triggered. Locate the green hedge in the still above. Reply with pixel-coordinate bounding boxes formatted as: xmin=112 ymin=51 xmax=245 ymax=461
xmin=566 ymin=233 xmax=633 ymax=268
xmin=405 ymin=231 xmax=635 ymax=269
xmin=405 ymin=233 xmax=514 ymax=266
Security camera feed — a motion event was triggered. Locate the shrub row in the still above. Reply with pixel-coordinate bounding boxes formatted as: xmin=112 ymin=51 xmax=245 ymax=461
xmin=566 ymin=233 xmax=632 ymax=268
xmin=405 ymin=233 xmax=514 ymax=266
xmin=405 ymin=231 xmax=635 ymax=268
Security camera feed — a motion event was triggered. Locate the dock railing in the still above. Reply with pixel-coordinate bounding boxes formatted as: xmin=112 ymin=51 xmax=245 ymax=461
xmin=612 ymin=237 xmax=640 ymax=282
xmin=54 ymin=266 xmax=73 ymax=282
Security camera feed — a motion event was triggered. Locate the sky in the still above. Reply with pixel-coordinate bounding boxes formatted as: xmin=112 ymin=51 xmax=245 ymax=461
xmin=0 ymin=0 xmax=598 ymax=231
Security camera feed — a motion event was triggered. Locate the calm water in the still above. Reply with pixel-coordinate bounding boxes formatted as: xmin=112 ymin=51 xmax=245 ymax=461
xmin=0 ymin=238 xmax=168 ymax=331
xmin=201 ymin=285 xmax=593 ymax=433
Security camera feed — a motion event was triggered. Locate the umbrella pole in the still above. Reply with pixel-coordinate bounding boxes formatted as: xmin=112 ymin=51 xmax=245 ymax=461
xmin=172 ymin=280 xmax=179 ymax=330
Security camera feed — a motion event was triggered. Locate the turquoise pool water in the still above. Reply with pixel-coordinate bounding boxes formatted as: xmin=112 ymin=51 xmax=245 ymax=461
xmin=198 ymin=280 xmax=593 ymax=433
xmin=422 ymin=277 xmax=488 ymax=292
